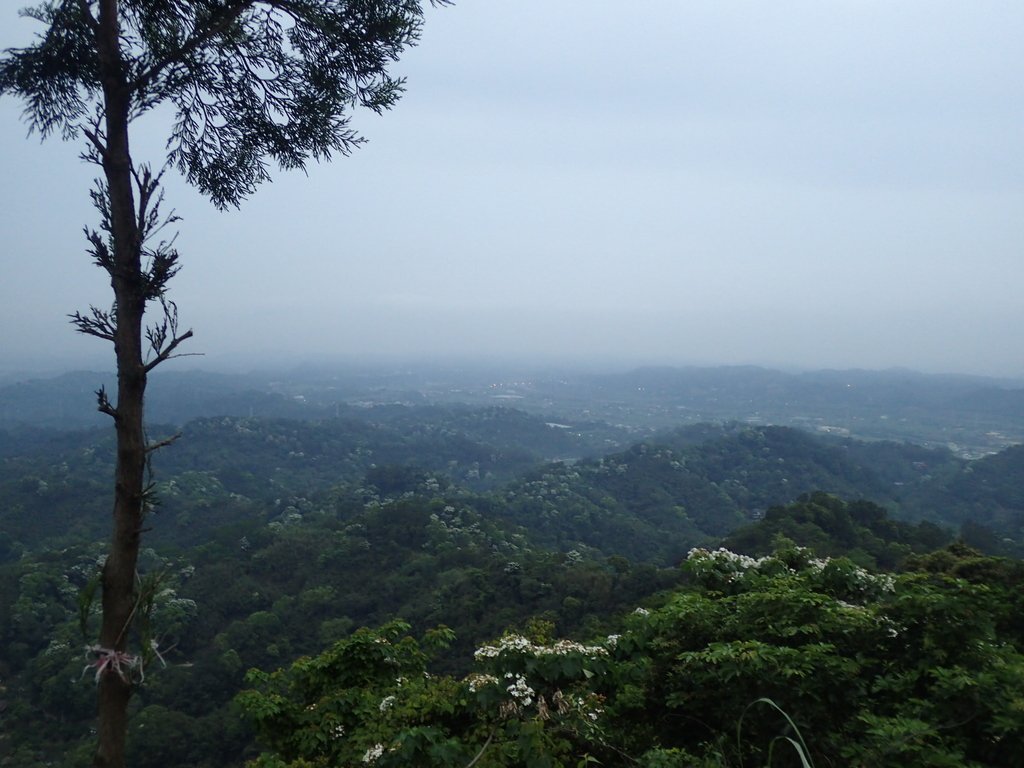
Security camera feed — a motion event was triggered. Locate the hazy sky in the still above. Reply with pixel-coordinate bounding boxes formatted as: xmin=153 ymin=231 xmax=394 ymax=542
xmin=1 ymin=1 xmax=1022 ymax=377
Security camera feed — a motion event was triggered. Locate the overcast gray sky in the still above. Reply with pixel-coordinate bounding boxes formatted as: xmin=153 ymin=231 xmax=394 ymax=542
xmin=1 ymin=1 xmax=1022 ymax=377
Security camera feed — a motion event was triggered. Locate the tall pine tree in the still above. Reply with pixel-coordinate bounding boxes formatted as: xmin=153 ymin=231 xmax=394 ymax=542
xmin=0 ymin=2 xmax=446 ymax=765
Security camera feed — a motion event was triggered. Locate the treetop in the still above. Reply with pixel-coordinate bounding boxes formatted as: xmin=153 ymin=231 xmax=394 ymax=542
xmin=1 ymin=0 xmax=449 ymax=207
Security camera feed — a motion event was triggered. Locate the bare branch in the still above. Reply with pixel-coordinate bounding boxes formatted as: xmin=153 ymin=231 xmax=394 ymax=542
xmin=145 ymin=432 xmax=183 ymax=454
xmin=82 ymin=125 xmax=107 ymax=161
xmin=144 ymin=296 xmax=193 ymax=371
xmin=78 ymin=106 xmax=109 ymax=167
xmin=463 ymin=729 xmax=495 ymax=768
xmin=143 ymin=329 xmax=194 ymax=373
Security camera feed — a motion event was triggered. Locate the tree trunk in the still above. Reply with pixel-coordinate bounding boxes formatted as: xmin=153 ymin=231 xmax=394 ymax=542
xmin=93 ymin=2 xmax=147 ymax=766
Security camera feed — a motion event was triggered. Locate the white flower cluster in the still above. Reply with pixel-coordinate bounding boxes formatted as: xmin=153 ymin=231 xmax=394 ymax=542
xmin=505 ymin=673 xmax=535 ymax=707
xmin=567 ymin=693 xmax=604 ymax=724
xmin=876 ymin=574 xmax=897 ymax=592
xmin=465 ymin=673 xmax=499 ymax=692
xmin=806 ymin=557 xmax=897 ymax=593
xmin=687 ymin=547 xmax=776 ymax=572
xmin=474 ymin=634 xmax=532 ymax=657
xmin=878 ymin=615 xmax=903 ymax=637
xmin=687 ymin=547 xmax=897 ymax=593
xmin=42 ymin=639 xmax=71 ymax=658
xmin=378 ymin=695 xmax=396 ymax=713
xmin=362 ymin=743 xmax=385 ymax=764
xmin=331 ymin=724 xmax=345 ymax=740
xmin=474 ymin=635 xmax=608 ymax=660
xmin=835 ymin=599 xmax=866 ymax=613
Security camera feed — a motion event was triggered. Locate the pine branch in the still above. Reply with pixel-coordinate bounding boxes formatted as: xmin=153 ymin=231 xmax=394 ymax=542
xmin=74 ymin=0 xmax=100 ymax=34
xmin=95 ymin=385 xmax=117 ymax=420
xmin=129 ymin=1 xmax=254 ymax=95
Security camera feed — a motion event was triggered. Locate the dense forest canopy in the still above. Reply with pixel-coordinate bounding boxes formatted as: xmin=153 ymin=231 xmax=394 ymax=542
xmin=2 ymin=368 xmax=1023 ymax=765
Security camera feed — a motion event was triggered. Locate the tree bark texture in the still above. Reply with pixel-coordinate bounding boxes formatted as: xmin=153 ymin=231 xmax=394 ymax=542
xmin=93 ymin=2 xmax=146 ymax=765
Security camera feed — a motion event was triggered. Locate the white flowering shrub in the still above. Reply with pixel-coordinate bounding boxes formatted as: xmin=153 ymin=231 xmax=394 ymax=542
xmin=237 ymin=547 xmax=1024 ymax=768
xmin=468 ymin=632 xmax=611 ymax=735
xmin=239 ymin=622 xmax=614 ymax=767
xmin=685 ymin=546 xmax=897 ymax=602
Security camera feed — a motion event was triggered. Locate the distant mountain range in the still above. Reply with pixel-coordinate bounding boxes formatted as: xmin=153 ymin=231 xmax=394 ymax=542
xmin=2 ymin=364 xmax=1022 ymax=455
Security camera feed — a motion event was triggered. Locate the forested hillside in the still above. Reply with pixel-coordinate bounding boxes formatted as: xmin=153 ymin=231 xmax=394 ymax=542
xmin=0 ymin=406 xmax=627 ymax=557
xmin=237 ymin=544 xmax=1024 ymax=768
xmin=492 ymin=424 xmax=965 ymax=563
xmin=898 ymin=444 xmax=1024 ymax=551
xmin=2 ymin=391 xmax=1023 ymax=766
